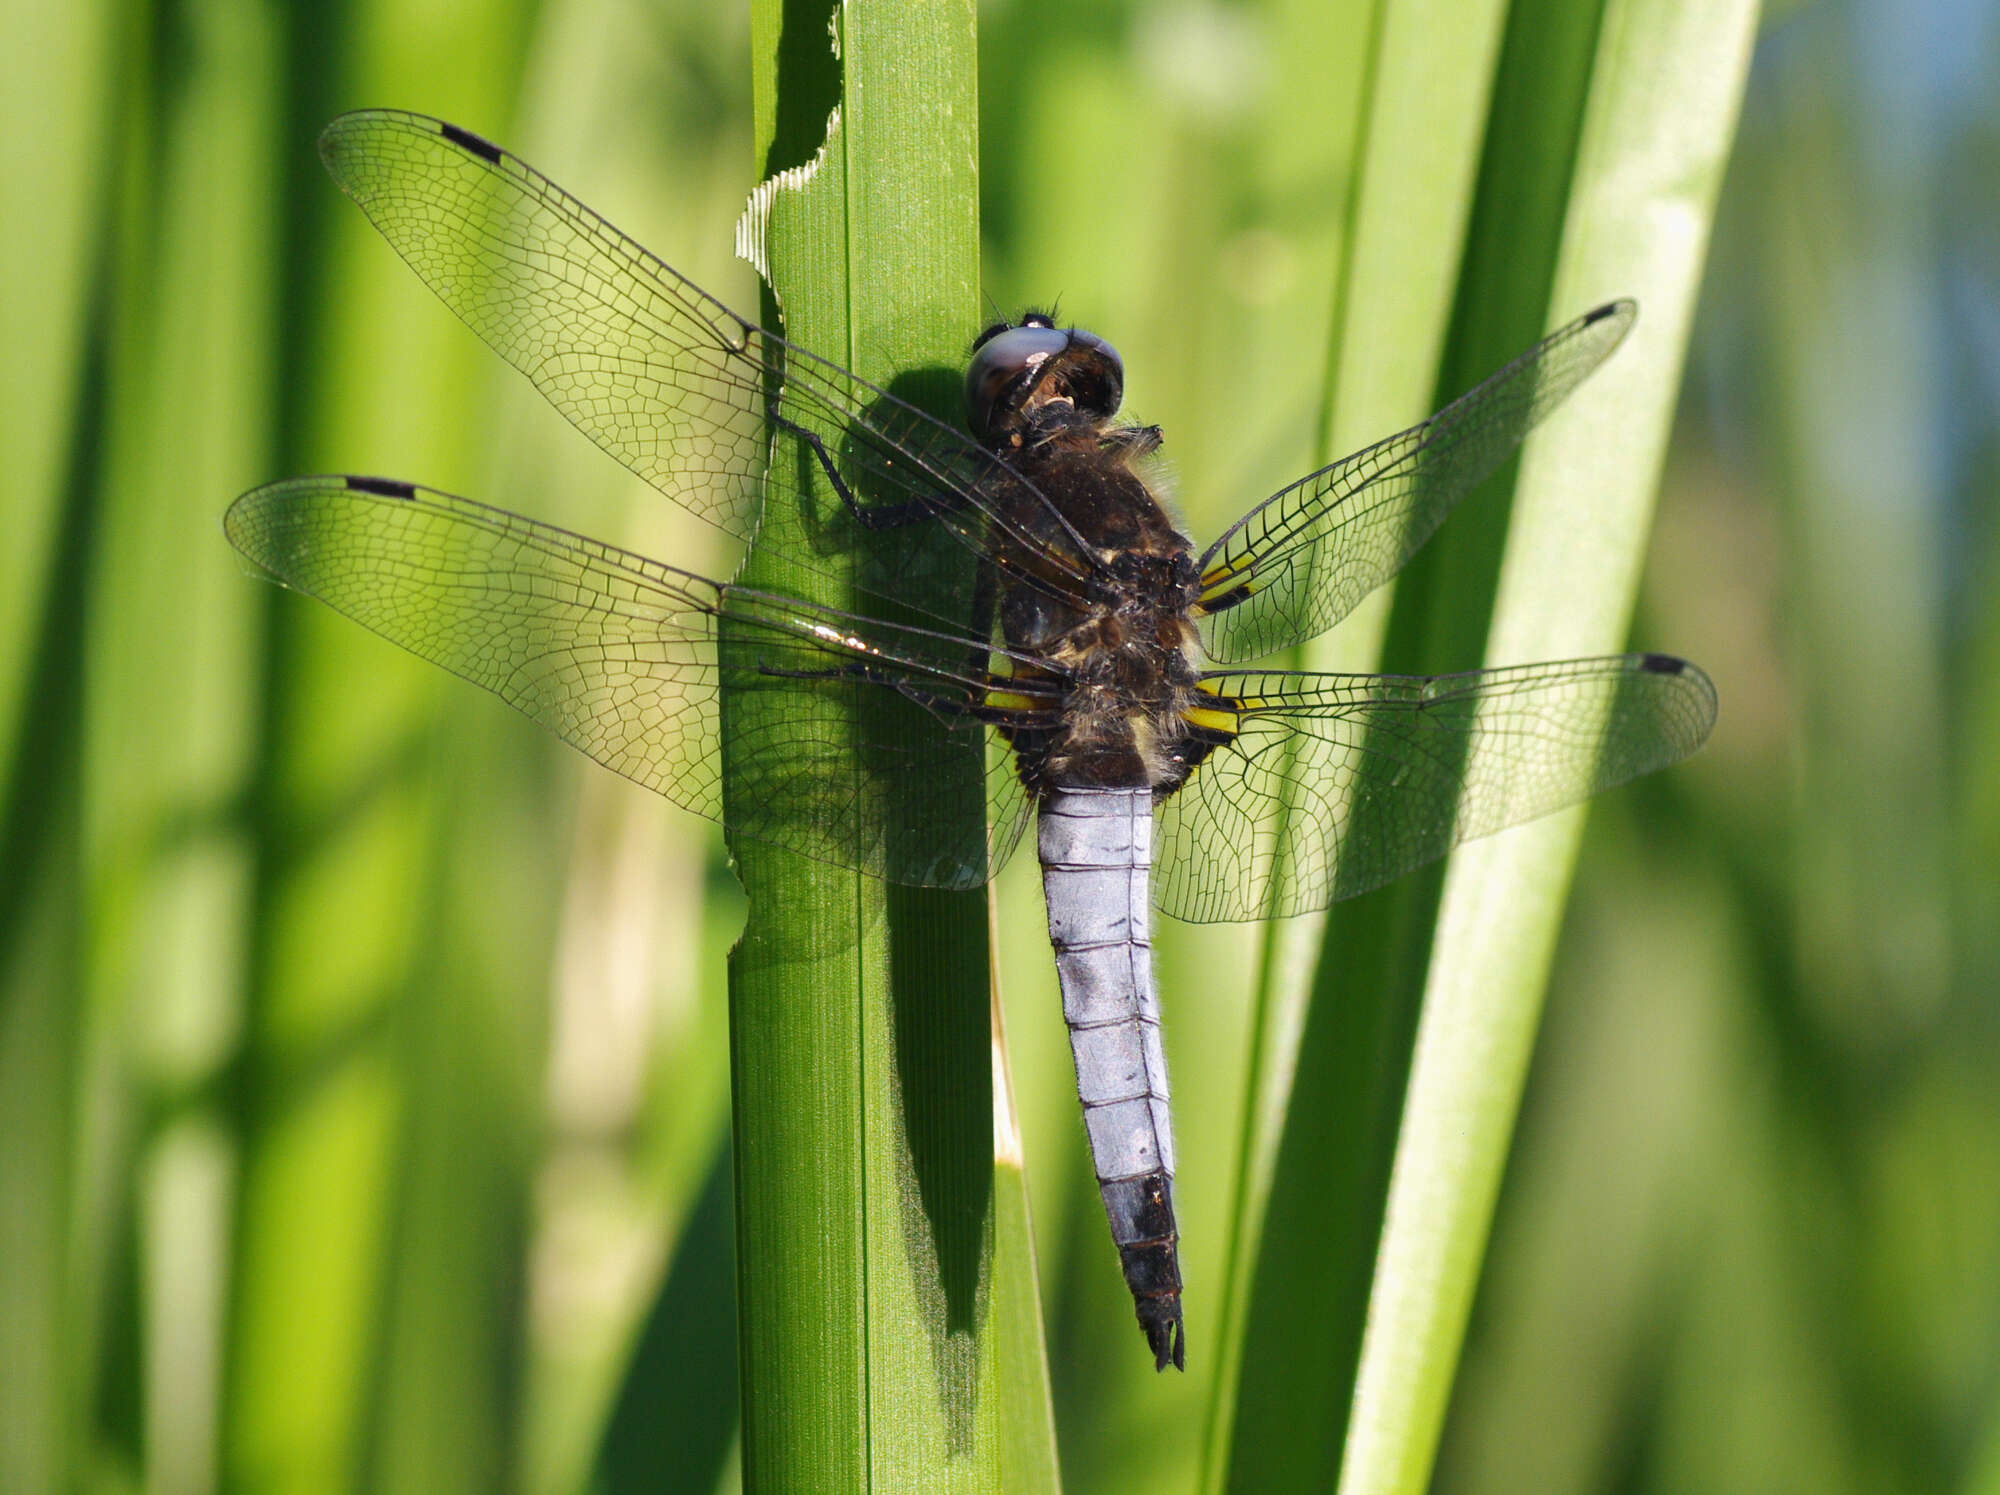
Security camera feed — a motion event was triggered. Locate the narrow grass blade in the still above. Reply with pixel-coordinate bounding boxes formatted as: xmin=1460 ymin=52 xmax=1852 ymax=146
xmin=731 ymin=1 xmax=1055 ymax=1488
xmin=221 ymin=12 xmax=544 ymax=1494
xmin=0 ymin=7 xmax=116 ymax=1491
xmin=0 ymin=0 xmax=113 ymax=805
xmin=1217 ymin=0 xmax=1758 ymax=1491
xmin=83 ymin=17 xmax=286 ymax=1493
xmin=1210 ymin=0 xmax=1524 ymax=1486
xmin=1336 ymin=2 xmax=1761 ymax=1492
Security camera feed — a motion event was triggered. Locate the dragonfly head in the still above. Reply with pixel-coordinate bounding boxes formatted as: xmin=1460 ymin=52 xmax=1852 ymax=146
xmin=966 ymin=312 xmax=1125 ymax=443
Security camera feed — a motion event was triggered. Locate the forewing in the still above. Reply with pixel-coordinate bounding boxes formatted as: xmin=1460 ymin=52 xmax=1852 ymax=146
xmin=1153 ymin=653 xmax=1715 ymax=923
xmin=316 ymin=110 xmax=1097 ymax=623
xmin=1195 ymin=302 xmax=1637 ymax=662
xmin=224 ymin=476 xmax=1033 ymax=889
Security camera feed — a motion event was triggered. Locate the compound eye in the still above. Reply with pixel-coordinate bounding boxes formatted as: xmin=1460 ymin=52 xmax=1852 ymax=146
xmin=1060 ymin=329 xmax=1124 ymax=421
xmin=965 ymin=324 xmax=1070 ymax=439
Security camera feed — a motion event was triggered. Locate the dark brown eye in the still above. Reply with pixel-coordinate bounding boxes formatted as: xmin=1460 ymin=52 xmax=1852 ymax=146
xmin=1055 ymin=329 xmax=1125 ymax=423
xmin=963 ymin=325 xmax=1126 ymax=439
xmin=964 ymin=324 xmax=1069 ymax=438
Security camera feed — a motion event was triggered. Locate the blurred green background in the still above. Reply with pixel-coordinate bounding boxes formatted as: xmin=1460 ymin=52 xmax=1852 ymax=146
xmin=4 ymin=0 xmax=1997 ymax=1492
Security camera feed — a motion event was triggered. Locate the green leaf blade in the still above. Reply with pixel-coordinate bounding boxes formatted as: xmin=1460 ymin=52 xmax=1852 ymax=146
xmin=732 ymin=3 xmax=1056 ymax=1489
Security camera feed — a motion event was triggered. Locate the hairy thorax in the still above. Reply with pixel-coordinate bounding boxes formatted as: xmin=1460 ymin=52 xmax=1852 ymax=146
xmin=988 ymin=424 xmax=1210 ymax=795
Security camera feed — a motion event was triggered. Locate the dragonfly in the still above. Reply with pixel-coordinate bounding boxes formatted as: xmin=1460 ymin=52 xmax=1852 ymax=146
xmin=226 ymin=110 xmax=1717 ymax=1373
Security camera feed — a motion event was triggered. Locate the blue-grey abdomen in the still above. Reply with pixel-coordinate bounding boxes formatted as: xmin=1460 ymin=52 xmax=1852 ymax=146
xmin=1038 ymin=786 xmax=1184 ymax=1369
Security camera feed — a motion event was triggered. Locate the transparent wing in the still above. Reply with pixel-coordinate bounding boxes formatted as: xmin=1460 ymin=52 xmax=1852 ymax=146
xmin=317 ymin=110 xmax=1100 ymax=625
xmin=1195 ymin=302 xmax=1637 ymax=662
xmin=224 ymin=476 xmax=1036 ymax=889
xmin=1153 ymin=653 xmax=1716 ymax=923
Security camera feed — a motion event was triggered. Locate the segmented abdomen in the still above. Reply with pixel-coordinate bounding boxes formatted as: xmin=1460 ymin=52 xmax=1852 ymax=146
xmin=1037 ymin=785 xmax=1184 ymax=1371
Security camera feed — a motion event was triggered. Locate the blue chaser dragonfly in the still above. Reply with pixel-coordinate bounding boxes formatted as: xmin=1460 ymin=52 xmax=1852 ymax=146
xmin=226 ymin=112 xmax=1717 ymax=1372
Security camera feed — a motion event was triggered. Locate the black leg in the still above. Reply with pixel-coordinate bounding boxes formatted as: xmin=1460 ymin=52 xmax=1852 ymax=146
xmin=770 ymin=405 xmax=951 ymax=532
